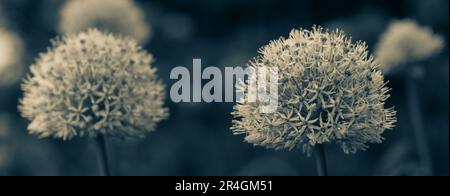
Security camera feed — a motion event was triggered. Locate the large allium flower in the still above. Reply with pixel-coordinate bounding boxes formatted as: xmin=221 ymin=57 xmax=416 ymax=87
xmin=231 ymin=26 xmax=397 ymax=155
xmin=19 ymin=29 xmax=168 ymax=140
xmin=375 ymin=19 xmax=444 ymax=73
xmin=59 ymin=0 xmax=150 ymax=43
xmin=0 ymin=27 xmax=23 ymax=86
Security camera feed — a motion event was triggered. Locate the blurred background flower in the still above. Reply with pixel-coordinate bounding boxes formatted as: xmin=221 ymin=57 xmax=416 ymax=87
xmin=58 ymin=0 xmax=151 ymax=43
xmin=0 ymin=27 xmax=23 ymax=86
xmin=375 ymin=19 xmax=444 ymax=73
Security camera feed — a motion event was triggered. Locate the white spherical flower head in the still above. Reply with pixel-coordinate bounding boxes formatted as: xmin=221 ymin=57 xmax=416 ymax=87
xmin=20 ymin=29 xmax=168 ymax=140
xmin=59 ymin=0 xmax=150 ymax=44
xmin=231 ymin=26 xmax=397 ymax=155
xmin=375 ymin=19 xmax=444 ymax=73
xmin=0 ymin=28 xmax=23 ymax=86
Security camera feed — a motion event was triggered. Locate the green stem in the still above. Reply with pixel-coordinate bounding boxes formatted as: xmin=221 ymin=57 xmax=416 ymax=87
xmin=314 ymin=144 xmax=328 ymax=176
xmin=95 ymin=134 xmax=111 ymax=176
xmin=406 ymin=78 xmax=433 ymax=175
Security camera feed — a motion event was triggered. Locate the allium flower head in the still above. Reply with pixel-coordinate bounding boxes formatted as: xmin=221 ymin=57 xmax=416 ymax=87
xmin=231 ymin=26 xmax=397 ymax=155
xmin=0 ymin=27 xmax=23 ymax=86
xmin=19 ymin=29 xmax=168 ymax=140
xmin=59 ymin=0 xmax=150 ymax=43
xmin=375 ymin=19 xmax=444 ymax=73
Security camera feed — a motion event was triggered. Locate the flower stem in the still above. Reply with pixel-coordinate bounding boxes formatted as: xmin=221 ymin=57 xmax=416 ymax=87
xmin=314 ymin=144 xmax=328 ymax=176
xmin=406 ymin=78 xmax=433 ymax=175
xmin=95 ymin=134 xmax=111 ymax=176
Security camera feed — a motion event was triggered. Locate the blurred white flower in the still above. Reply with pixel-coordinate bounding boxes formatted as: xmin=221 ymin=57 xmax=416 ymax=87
xmin=0 ymin=27 xmax=23 ymax=86
xmin=375 ymin=19 xmax=444 ymax=73
xmin=20 ymin=29 xmax=168 ymax=140
xmin=59 ymin=0 xmax=151 ymax=43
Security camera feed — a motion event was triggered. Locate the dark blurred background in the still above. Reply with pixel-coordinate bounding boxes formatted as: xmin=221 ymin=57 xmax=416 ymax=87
xmin=0 ymin=0 xmax=448 ymax=176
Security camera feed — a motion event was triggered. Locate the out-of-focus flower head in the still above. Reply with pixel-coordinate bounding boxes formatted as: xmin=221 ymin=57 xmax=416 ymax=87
xmin=375 ymin=19 xmax=444 ymax=73
xmin=20 ymin=29 xmax=168 ymax=141
xmin=231 ymin=26 xmax=397 ymax=155
xmin=59 ymin=0 xmax=151 ymax=44
xmin=0 ymin=27 xmax=23 ymax=86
